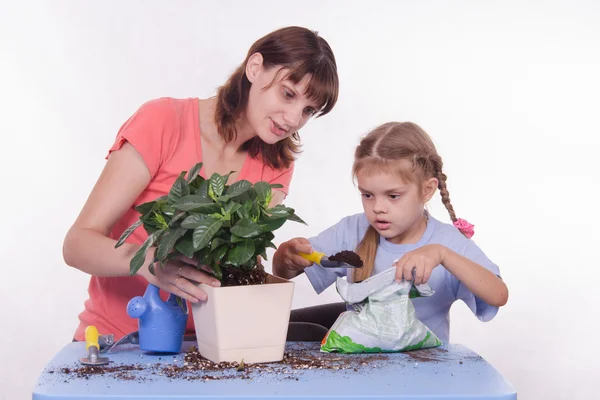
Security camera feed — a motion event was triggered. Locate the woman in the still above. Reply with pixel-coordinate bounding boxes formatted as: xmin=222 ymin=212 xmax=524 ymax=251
xmin=63 ymin=26 xmax=339 ymax=341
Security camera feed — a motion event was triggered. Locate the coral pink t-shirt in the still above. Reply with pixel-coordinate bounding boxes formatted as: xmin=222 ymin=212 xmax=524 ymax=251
xmin=73 ymin=97 xmax=294 ymax=341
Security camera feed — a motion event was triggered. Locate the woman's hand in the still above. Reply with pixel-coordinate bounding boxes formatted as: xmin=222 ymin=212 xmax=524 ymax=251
xmin=394 ymin=244 xmax=446 ymax=285
xmin=138 ymin=250 xmax=221 ymax=303
xmin=272 ymin=237 xmax=314 ymax=279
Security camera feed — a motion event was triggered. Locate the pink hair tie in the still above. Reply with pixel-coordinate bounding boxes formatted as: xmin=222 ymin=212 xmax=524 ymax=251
xmin=453 ymin=218 xmax=475 ymax=238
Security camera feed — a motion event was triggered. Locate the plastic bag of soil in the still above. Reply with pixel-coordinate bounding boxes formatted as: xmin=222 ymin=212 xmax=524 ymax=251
xmin=320 ymin=267 xmax=442 ymax=353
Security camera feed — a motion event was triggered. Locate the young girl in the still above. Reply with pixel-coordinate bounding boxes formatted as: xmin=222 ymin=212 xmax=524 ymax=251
xmin=273 ymin=122 xmax=508 ymax=343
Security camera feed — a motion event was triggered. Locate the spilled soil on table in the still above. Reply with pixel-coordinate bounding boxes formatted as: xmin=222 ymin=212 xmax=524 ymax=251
xmin=51 ymin=345 xmax=389 ymax=382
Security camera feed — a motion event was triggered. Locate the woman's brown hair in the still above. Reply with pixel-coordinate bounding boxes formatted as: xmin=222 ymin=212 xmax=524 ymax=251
xmin=215 ymin=26 xmax=339 ymax=170
xmin=352 ymin=122 xmax=462 ymax=282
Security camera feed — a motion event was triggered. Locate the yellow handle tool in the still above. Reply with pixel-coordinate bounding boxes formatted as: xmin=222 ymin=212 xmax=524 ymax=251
xmin=299 ymin=251 xmax=359 ymax=268
xmin=299 ymin=250 xmax=326 ymax=264
xmin=85 ymin=325 xmax=100 ymax=351
xmin=80 ymin=325 xmax=109 ymax=366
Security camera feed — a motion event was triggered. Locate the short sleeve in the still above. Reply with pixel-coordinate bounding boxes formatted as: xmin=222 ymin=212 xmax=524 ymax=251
xmin=106 ymin=98 xmax=179 ymax=178
xmin=304 ymin=214 xmax=370 ymax=294
xmin=452 ymin=240 xmax=502 ymax=322
xmin=268 ymin=162 xmax=294 ymax=196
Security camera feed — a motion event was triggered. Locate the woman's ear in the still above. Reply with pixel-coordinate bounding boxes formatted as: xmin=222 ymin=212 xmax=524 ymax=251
xmin=422 ymin=177 xmax=439 ymax=202
xmin=245 ymin=52 xmax=264 ymax=83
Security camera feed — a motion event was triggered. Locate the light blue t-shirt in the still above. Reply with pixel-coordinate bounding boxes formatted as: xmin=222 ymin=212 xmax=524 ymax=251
xmin=304 ymin=212 xmax=501 ymax=343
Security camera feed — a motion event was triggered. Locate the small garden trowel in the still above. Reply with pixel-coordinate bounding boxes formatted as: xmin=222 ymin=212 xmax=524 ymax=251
xmin=79 ymin=326 xmax=109 ymax=366
xmin=299 ymin=250 xmax=361 ymax=268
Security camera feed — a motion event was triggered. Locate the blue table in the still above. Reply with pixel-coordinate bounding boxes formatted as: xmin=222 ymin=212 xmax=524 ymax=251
xmin=32 ymin=341 xmax=516 ymax=399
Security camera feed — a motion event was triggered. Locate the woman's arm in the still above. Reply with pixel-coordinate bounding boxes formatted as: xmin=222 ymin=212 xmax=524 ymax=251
xmin=62 ymin=142 xmax=152 ymax=277
xmin=62 ymin=142 xmax=219 ymax=302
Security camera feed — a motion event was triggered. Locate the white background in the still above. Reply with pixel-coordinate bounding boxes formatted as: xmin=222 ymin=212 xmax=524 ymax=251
xmin=1 ymin=1 xmax=599 ymax=399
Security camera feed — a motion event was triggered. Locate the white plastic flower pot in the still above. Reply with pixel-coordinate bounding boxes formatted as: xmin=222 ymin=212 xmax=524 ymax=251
xmin=191 ymin=274 xmax=294 ymax=363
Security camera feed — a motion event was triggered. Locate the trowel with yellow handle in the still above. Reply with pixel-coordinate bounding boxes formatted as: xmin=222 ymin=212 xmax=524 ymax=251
xmin=299 ymin=250 xmax=362 ymax=268
xmin=79 ymin=325 xmax=110 ymax=366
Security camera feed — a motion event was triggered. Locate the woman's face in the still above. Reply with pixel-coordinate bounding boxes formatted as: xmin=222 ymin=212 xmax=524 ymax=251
xmin=246 ymin=55 xmax=320 ymax=144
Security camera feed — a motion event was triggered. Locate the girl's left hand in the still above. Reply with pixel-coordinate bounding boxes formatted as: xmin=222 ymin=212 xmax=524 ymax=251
xmin=394 ymin=244 xmax=446 ymax=285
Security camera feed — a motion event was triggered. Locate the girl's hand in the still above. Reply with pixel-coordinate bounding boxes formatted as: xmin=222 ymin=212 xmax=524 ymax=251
xmin=273 ymin=238 xmax=314 ymax=278
xmin=138 ymin=250 xmax=221 ymax=303
xmin=394 ymin=244 xmax=446 ymax=285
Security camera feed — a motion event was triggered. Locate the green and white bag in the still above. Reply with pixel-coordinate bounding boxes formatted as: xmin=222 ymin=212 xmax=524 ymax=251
xmin=321 ymin=267 xmax=442 ymax=353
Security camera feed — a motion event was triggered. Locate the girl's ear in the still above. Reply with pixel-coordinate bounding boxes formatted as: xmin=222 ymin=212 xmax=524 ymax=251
xmin=245 ymin=52 xmax=264 ymax=83
xmin=422 ymin=177 xmax=438 ymax=202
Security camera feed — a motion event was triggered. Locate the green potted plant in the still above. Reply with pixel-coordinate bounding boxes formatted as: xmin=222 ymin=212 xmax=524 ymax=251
xmin=116 ymin=162 xmax=304 ymax=363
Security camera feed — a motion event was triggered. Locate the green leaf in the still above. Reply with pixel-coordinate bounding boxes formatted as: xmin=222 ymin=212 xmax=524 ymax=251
xmin=230 ymin=218 xmax=263 ymax=238
xmin=211 ymin=237 xmax=227 ymax=251
xmin=236 ymin=201 xmax=252 ymax=219
xmin=168 ymin=211 xmax=187 ymax=227
xmin=230 ymin=234 xmax=246 ymax=243
xmin=265 ymin=205 xmax=290 ymax=218
xmin=223 ymin=202 xmax=242 ymax=220
xmin=172 ymin=195 xmax=218 ymax=212
xmin=186 ymin=162 xmax=203 ymax=183
xmin=253 ymin=182 xmax=271 ymax=204
xmin=250 ymin=201 xmax=261 ymax=221
xmin=217 ymin=195 xmax=230 ymax=203
xmin=259 ymin=248 xmax=268 ymax=261
xmin=286 ymin=210 xmax=306 ymax=224
xmin=181 ymin=214 xmax=207 ymax=229
xmin=209 ymin=173 xmax=226 ymax=197
xmin=214 ymin=244 xmax=228 ymax=261
xmin=266 ymin=205 xmax=306 ymax=224
xmin=196 ymin=180 xmax=209 ymax=199
xmin=265 ymin=241 xmax=277 ymax=249
xmin=141 ymin=213 xmax=163 ymax=229
xmin=259 ymin=217 xmax=287 ymax=232
xmin=227 ymin=240 xmax=255 ymax=266
xmin=226 ymin=180 xmax=252 ymax=198
xmin=211 ymin=263 xmax=223 ymax=281
xmin=174 ymin=235 xmax=195 ymax=258
xmin=168 ymin=176 xmax=190 ymax=202
xmin=130 ymin=230 xmax=163 ymax=275
xmin=234 ymin=187 xmax=257 ymax=204
xmin=155 ymin=227 xmax=187 ymax=261
xmin=135 ymin=201 xmax=157 ymax=215
xmin=115 ymin=219 xmax=142 ymax=248
xmin=270 ymin=183 xmax=284 ymax=189
xmin=148 ymin=262 xmax=156 ymax=276
xmin=197 ymin=251 xmax=213 ymax=267
xmin=152 ymin=211 xmax=169 ymax=229
xmin=193 ymin=218 xmax=223 ymax=250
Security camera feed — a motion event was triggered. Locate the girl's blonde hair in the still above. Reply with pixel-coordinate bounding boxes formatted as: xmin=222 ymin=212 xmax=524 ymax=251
xmin=352 ymin=122 xmax=461 ymax=282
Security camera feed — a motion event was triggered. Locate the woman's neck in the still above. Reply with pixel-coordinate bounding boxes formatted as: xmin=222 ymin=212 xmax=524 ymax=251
xmin=200 ymin=97 xmax=256 ymax=152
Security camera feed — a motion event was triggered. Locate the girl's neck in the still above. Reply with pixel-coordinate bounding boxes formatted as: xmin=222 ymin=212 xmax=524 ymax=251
xmin=387 ymin=211 xmax=429 ymax=245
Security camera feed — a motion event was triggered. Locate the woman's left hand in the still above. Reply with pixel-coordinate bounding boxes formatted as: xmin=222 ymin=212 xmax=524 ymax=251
xmin=394 ymin=244 xmax=446 ymax=285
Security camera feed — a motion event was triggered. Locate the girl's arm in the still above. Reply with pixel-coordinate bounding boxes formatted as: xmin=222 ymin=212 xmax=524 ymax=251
xmin=272 ymin=238 xmax=314 ymax=280
xmin=440 ymin=246 xmax=509 ymax=307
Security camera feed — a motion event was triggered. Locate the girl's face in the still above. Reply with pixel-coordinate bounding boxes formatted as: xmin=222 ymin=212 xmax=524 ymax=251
xmin=245 ymin=55 xmax=319 ymax=144
xmin=357 ymin=164 xmax=438 ymax=244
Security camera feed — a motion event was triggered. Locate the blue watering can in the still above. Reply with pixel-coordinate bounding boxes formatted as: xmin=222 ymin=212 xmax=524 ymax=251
xmin=126 ymin=284 xmax=188 ymax=353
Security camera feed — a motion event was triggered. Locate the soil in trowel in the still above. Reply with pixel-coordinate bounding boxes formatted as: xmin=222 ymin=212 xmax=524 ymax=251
xmin=329 ymin=250 xmax=363 ymax=268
